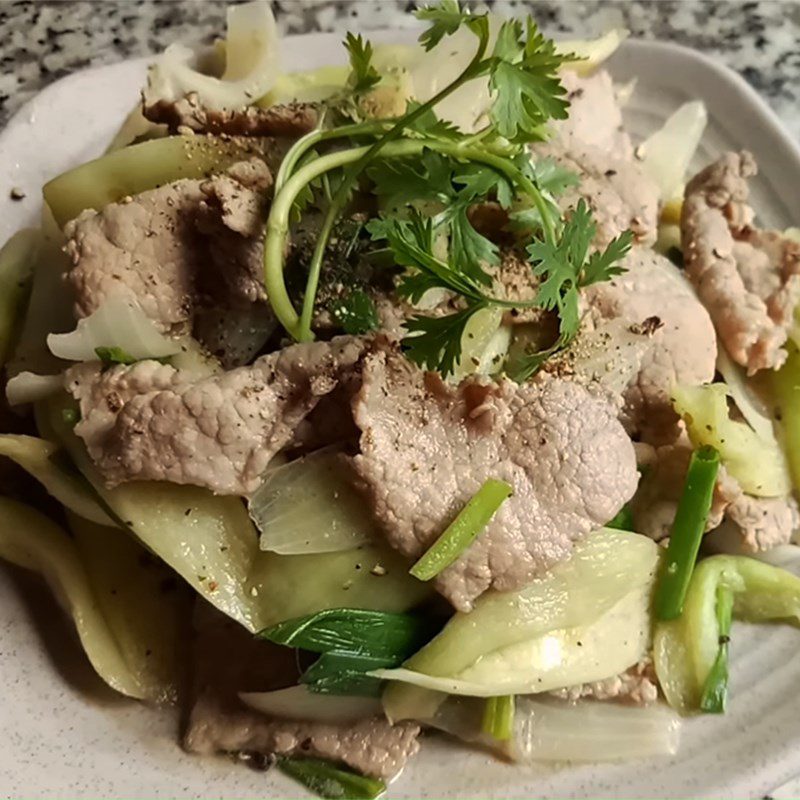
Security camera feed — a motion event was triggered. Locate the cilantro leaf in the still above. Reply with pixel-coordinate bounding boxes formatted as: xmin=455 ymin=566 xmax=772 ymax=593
xmin=367 ymin=150 xmax=452 ymax=209
xmin=415 ymin=0 xmax=488 ymax=51
xmin=403 ymin=303 xmax=485 ymax=376
xmin=403 ymin=102 xmax=461 ymax=141
xmin=443 ymin=204 xmax=498 ymax=283
xmin=453 ymin=163 xmax=515 ymax=209
xmin=488 ymin=19 xmax=570 ymax=142
xmin=344 ymin=32 xmax=381 ymax=94
xmin=506 ymin=156 xmax=579 ymax=236
xmin=581 ymin=229 xmax=634 ymax=286
xmin=95 ymin=346 xmax=137 ymax=366
xmin=330 ymin=289 xmax=379 ymax=335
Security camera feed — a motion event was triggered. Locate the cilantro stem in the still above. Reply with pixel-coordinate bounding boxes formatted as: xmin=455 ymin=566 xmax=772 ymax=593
xmin=295 ymin=23 xmax=492 ymax=340
xmin=655 ymin=446 xmax=721 ymax=621
xmin=409 ymin=478 xmax=513 ymax=581
xmin=482 ymin=694 xmax=515 ymax=741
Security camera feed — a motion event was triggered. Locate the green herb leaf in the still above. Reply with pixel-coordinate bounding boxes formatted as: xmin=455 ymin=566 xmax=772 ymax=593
xmin=278 ymin=757 xmax=386 ymax=800
xmin=506 ymin=156 xmax=579 ymax=236
xmin=94 ymin=346 xmax=137 ymax=366
xmin=699 ymin=583 xmax=734 ymax=713
xmin=655 ymin=446 xmax=721 ymax=621
xmin=409 ymin=477 xmax=514 ymax=580
xmin=302 ymin=652 xmax=389 ymax=697
xmin=344 ymin=32 xmax=381 ymax=95
xmin=367 ymin=150 xmax=452 ymax=210
xmin=403 ymin=304 xmax=484 ymax=377
xmin=488 ymin=19 xmax=571 ymax=142
xmin=581 ymin=229 xmax=634 ymax=287
xmin=403 ymin=101 xmax=461 ymax=141
xmin=453 ymin=162 xmax=515 ymax=209
xmin=415 ymin=0 xmax=488 ymax=52
xmin=444 ymin=204 xmax=499 ymax=282
xmin=482 ymin=694 xmax=515 ymax=741
xmin=330 ymin=289 xmax=379 ymax=335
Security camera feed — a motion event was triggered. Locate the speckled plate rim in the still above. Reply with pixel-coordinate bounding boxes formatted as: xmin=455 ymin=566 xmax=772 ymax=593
xmin=1 ymin=30 xmax=800 ymax=800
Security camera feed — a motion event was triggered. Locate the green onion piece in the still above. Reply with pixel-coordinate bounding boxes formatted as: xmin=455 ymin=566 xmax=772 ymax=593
xmin=605 ymin=504 xmax=634 ymax=531
xmin=655 ymin=445 xmax=720 ymax=621
xmin=278 ymin=757 xmax=386 ymax=800
xmin=410 ymin=478 xmax=513 ymax=581
xmin=302 ymin=651 xmax=388 ymax=697
xmin=699 ymin=583 xmax=734 ymax=713
xmin=482 ymin=695 xmax=515 ymax=741
xmin=94 ymin=345 xmax=137 ymax=366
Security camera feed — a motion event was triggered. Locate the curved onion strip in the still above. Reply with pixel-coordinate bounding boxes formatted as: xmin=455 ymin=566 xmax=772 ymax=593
xmin=240 ymin=686 xmax=381 ymax=723
xmin=5 ymin=371 xmax=63 ymax=406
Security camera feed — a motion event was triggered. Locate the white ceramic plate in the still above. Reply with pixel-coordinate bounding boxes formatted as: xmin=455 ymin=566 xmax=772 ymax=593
xmin=2 ymin=31 xmax=800 ymax=800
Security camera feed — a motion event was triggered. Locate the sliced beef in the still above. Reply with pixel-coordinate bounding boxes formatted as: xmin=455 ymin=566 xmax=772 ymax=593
xmin=144 ymin=92 xmax=318 ymax=137
xmin=681 ymin=151 xmax=800 ymax=374
xmin=67 ymin=336 xmax=366 ymax=495
xmin=632 ymin=441 xmax=798 ymax=552
xmin=534 ymin=142 xmax=659 ymax=248
xmin=553 ymin=70 xmax=633 ymax=160
xmin=584 ymin=248 xmax=717 ymax=444
xmin=184 ymin=606 xmax=419 ymax=780
xmin=65 ymin=157 xmax=279 ymax=336
xmin=351 ymin=346 xmax=637 ymax=611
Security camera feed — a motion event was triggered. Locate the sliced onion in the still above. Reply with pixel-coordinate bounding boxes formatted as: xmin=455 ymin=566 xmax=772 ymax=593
xmin=639 ymin=101 xmax=708 ymax=202
xmin=193 ymin=304 xmax=275 ymax=369
xmin=250 ymin=449 xmax=373 ymax=555
xmin=557 ymin=29 xmax=629 ymax=76
xmin=716 ymin=345 xmax=777 ymax=442
xmin=145 ymin=0 xmax=279 ymax=112
xmin=5 ymin=371 xmax=63 ymax=406
xmin=512 ymin=697 xmax=681 ymax=762
xmin=239 ymin=685 xmax=381 ymax=723
xmin=47 ymin=296 xmax=180 ymax=362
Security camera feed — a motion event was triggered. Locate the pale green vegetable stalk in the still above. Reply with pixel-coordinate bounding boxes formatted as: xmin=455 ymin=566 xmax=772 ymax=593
xmin=482 ymin=695 xmax=515 ymax=741
xmin=0 ymin=229 xmax=38 ymax=366
xmin=772 ymin=342 xmax=800 ymax=493
xmin=0 ymin=497 xmax=185 ymax=701
xmin=654 ymin=554 xmax=800 ymax=714
xmin=44 ymin=135 xmax=276 ymax=227
xmin=381 ymin=530 xmax=660 ymax=718
xmin=672 ymin=382 xmax=792 ymax=497
xmin=40 ymin=393 xmax=430 ymax=631
xmin=0 ymin=434 xmax=114 ymax=526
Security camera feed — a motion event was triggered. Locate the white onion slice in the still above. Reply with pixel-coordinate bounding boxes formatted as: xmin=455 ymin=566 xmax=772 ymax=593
xmin=240 ymin=686 xmax=381 ymax=723
xmin=47 ymin=296 xmax=180 ymax=362
xmin=250 ymin=449 xmax=373 ymax=555
xmin=639 ymin=101 xmax=708 ymax=202
xmin=512 ymin=697 xmax=681 ymax=762
xmin=5 ymin=371 xmax=63 ymax=406
xmin=557 ymin=29 xmax=629 ymax=76
xmin=145 ymin=1 xmax=279 ymax=112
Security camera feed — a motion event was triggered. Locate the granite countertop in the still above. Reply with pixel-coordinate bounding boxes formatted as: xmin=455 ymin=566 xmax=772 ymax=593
xmin=0 ymin=0 xmax=798 ymax=139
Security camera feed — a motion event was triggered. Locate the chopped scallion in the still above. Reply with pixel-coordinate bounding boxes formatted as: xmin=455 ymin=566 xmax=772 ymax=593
xmin=655 ymin=445 xmax=720 ymax=621
xmin=278 ymin=757 xmax=386 ymax=800
xmin=409 ymin=478 xmax=513 ymax=581
xmin=699 ymin=583 xmax=734 ymax=713
xmin=482 ymin=694 xmax=515 ymax=741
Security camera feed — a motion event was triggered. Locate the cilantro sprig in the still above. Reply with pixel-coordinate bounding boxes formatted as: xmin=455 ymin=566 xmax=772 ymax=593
xmin=262 ymin=0 xmax=631 ymax=380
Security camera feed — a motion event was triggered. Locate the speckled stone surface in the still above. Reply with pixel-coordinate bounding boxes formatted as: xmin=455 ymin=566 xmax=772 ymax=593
xmin=0 ymin=0 xmax=799 ymax=138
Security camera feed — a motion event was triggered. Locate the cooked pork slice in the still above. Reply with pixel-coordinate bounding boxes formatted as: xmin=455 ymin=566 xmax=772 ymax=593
xmin=631 ymin=441 xmax=798 ymax=552
xmin=351 ymin=347 xmax=637 ymax=611
xmin=67 ymin=337 xmax=366 ymax=495
xmin=682 ymin=150 xmax=800 ymax=374
xmin=144 ymin=92 xmax=318 ymax=137
xmin=585 ymin=248 xmax=717 ymax=443
xmin=554 ymin=70 xmax=633 ymax=160
xmin=65 ymin=157 xmax=279 ymax=334
xmin=552 ymin=660 xmax=659 ymax=706
xmin=184 ymin=607 xmax=420 ymax=780
xmin=534 ymin=142 xmax=659 ymax=247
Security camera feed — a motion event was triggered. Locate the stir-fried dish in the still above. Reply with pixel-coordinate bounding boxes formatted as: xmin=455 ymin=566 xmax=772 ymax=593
xmin=3 ymin=2 xmax=800 ymax=797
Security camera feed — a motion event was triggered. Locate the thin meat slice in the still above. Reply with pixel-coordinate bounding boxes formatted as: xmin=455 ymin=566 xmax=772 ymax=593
xmin=144 ymin=92 xmax=318 ymax=137
xmin=351 ymin=347 xmax=637 ymax=611
xmin=65 ymin=156 xmax=279 ymax=335
xmin=184 ymin=607 xmax=419 ymax=780
xmin=552 ymin=659 xmax=659 ymax=706
xmin=67 ymin=337 xmax=366 ymax=495
xmin=584 ymin=248 xmax=717 ymax=444
xmin=534 ymin=142 xmax=659 ymax=247
xmin=682 ymin=150 xmax=800 ymax=374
